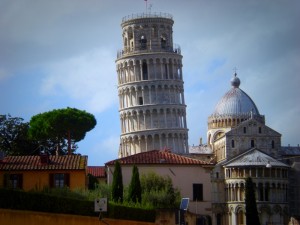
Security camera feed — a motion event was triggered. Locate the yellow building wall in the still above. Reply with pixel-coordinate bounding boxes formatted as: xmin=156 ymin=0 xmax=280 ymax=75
xmin=0 ymin=209 xmax=155 ymax=225
xmin=0 ymin=170 xmax=86 ymax=191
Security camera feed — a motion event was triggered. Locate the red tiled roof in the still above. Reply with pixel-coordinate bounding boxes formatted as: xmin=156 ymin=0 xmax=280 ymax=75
xmin=87 ymin=166 xmax=106 ymax=177
xmin=105 ymin=150 xmax=213 ymax=166
xmin=0 ymin=155 xmax=87 ymax=171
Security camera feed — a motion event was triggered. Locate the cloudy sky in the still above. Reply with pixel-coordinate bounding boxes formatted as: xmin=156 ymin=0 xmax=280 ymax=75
xmin=0 ymin=0 xmax=299 ymax=165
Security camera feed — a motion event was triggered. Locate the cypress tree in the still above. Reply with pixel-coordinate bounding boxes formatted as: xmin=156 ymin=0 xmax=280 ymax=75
xmin=112 ymin=161 xmax=123 ymax=203
xmin=128 ymin=165 xmax=142 ymax=203
xmin=245 ymin=177 xmax=261 ymax=225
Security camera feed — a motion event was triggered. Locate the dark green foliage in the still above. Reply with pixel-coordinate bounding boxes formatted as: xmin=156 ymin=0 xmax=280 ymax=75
xmin=0 ymin=114 xmax=39 ymax=155
xmin=108 ymin=202 xmax=155 ymax=222
xmin=29 ymin=107 xmax=96 ymax=154
xmin=111 ymin=161 xmax=123 ymax=203
xmin=0 ymin=188 xmax=155 ymax=222
xmin=140 ymin=172 xmax=181 ymax=208
xmin=0 ymin=188 xmax=96 ymax=216
xmin=87 ymin=174 xmax=99 ymax=190
xmin=128 ymin=165 xmax=142 ymax=203
xmin=245 ymin=177 xmax=261 ymax=225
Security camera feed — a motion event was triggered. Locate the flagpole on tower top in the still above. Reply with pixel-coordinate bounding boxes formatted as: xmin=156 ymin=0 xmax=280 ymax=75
xmin=145 ymin=0 xmax=148 ymax=14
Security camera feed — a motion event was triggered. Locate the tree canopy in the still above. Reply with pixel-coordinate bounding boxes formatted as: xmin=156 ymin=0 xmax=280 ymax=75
xmin=140 ymin=172 xmax=180 ymax=208
xmin=128 ymin=165 xmax=142 ymax=203
xmin=245 ymin=177 xmax=261 ymax=225
xmin=112 ymin=161 xmax=123 ymax=203
xmin=29 ymin=107 xmax=96 ymax=154
xmin=0 ymin=114 xmax=39 ymax=155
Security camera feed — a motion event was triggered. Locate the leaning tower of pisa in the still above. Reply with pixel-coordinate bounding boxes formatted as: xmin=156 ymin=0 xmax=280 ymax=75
xmin=116 ymin=13 xmax=189 ymax=157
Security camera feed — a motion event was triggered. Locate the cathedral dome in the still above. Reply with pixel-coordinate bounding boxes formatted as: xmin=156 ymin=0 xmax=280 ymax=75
xmin=213 ymin=73 xmax=260 ymax=116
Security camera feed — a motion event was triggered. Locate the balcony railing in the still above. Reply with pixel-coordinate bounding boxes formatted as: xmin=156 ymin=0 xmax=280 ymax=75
xmin=122 ymin=12 xmax=173 ymax=23
xmin=117 ymin=44 xmax=181 ymax=59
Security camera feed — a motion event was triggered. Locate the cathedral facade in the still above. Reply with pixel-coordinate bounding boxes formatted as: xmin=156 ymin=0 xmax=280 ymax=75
xmin=209 ymin=74 xmax=291 ymax=225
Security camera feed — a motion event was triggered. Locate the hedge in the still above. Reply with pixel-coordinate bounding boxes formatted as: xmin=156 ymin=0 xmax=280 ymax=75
xmin=0 ymin=188 xmax=156 ymax=222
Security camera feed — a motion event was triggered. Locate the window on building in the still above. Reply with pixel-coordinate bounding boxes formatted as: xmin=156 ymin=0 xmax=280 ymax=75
xmin=231 ymin=139 xmax=235 ymax=148
xmin=258 ymin=127 xmax=262 ymax=133
xmin=4 ymin=174 xmax=23 ymax=189
xmin=139 ymin=97 xmax=143 ymax=105
xmin=271 ymin=140 xmax=275 ymax=149
xmin=140 ymin=35 xmax=147 ymax=50
xmin=251 ymin=139 xmax=255 ymax=148
xmin=216 ymin=214 xmax=222 ymax=225
xmin=243 ymin=127 xmax=247 ymax=133
xmin=265 ymin=183 xmax=269 ymax=201
xmin=193 ymin=183 xmax=203 ymax=201
xmin=258 ymin=183 xmax=264 ymax=201
xmin=50 ymin=173 xmax=70 ymax=188
xmin=142 ymin=61 xmax=148 ymax=80
xmin=165 ymin=64 xmax=168 ymax=79
xmin=161 ymin=35 xmax=167 ymax=49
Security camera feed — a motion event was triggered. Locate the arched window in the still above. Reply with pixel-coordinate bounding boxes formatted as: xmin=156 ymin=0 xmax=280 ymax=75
xmin=251 ymin=139 xmax=255 ymax=148
xmin=161 ymin=35 xmax=167 ymax=49
xmin=271 ymin=140 xmax=275 ymax=149
xmin=142 ymin=61 xmax=148 ymax=80
xmin=140 ymin=35 xmax=147 ymax=50
xmin=243 ymin=127 xmax=247 ymax=133
xmin=231 ymin=139 xmax=235 ymax=148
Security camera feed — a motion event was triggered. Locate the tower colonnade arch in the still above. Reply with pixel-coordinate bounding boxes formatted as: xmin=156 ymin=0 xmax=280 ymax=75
xmin=116 ymin=57 xmax=183 ymax=84
xmin=119 ymin=131 xmax=188 ymax=157
xmin=120 ymin=107 xmax=187 ymax=133
xmin=118 ymin=83 xmax=185 ymax=109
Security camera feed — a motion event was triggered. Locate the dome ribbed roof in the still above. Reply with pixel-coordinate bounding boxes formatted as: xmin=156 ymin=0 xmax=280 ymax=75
xmin=213 ymin=73 xmax=260 ymax=116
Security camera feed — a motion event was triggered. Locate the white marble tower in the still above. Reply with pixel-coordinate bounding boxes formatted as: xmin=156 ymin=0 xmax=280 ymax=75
xmin=116 ymin=13 xmax=189 ymax=157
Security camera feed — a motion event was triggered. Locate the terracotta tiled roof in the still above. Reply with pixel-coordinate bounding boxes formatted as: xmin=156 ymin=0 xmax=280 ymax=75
xmin=0 ymin=155 xmax=87 ymax=171
xmin=87 ymin=166 xmax=106 ymax=177
xmin=105 ymin=150 xmax=213 ymax=166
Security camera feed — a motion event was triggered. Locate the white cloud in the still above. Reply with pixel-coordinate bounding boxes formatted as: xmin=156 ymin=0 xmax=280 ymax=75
xmin=41 ymin=48 xmax=118 ymax=113
xmin=0 ymin=68 xmax=9 ymax=81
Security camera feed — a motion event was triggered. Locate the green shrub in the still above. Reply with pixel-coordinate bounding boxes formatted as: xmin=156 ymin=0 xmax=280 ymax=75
xmin=0 ymin=188 xmax=96 ymax=216
xmin=140 ymin=172 xmax=181 ymax=209
xmin=108 ymin=202 xmax=155 ymax=222
xmin=0 ymin=188 xmax=156 ymax=222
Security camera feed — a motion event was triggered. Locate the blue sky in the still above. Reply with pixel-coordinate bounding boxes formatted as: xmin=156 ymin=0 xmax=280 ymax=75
xmin=0 ymin=0 xmax=299 ymax=165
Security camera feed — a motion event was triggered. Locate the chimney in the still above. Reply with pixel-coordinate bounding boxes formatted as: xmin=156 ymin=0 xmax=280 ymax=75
xmin=40 ymin=148 xmax=50 ymax=165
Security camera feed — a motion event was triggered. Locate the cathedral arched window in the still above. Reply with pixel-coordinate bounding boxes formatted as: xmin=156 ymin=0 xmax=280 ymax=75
xmin=231 ymin=139 xmax=235 ymax=148
xmin=251 ymin=139 xmax=255 ymax=148
xmin=259 ymin=127 xmax=262 ymax=133
xmin=243 ymin=127 xmax=247 ymax=133
xmin=271 ymin=140 xmax=275 ymax=149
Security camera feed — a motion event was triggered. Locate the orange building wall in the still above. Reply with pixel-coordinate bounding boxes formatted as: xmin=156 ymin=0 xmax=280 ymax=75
xmin=0 ymin=170 xmax=86 ymax=191
xmin=0 ymin=209 xmax=156 ymax=225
